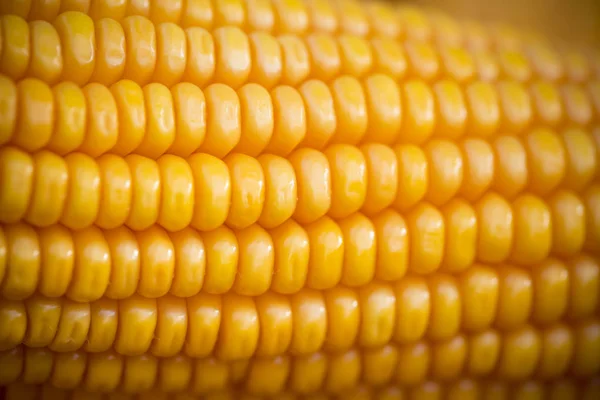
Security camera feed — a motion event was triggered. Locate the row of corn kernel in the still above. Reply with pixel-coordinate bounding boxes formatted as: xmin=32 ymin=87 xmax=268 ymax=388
xmin=2 ymin=379 xmax=600 ymax=400
xmin=0 ymin=0 xmax=495 ymax=43
xmin=2 ymin=126 xmax=599 ymax=230
xmin=5 ymin=0 xmax=600 ymax=83
xmin=0 ymin=13 xmax=471 ymax=87
xmin=2 ymin=73 xmax=599 ymax=159
xmin=1 ymin=187 xmax=599 ymax=301
xmin=2 ymin=11 xmax=600 ymax=90
xmin=0 ymin=321 xmax=599 ymax=393
xmin=1 ymin=0 xmax=600 ymax=64
xmin=0 ymin=0 xmax=408 ymax=37
xmin=2 ymin=10 xmax=600 ymax=95
xmin=1 ymin=265 xmax=598 ymax=357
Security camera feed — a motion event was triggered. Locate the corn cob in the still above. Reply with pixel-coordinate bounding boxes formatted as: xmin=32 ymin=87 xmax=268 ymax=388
xmin=1 ymin=0 xmax=600 ymax=398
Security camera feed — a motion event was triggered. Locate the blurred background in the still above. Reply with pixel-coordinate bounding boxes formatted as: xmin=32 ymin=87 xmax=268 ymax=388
xmin=407 ymin=0 xmax=600 ymax=47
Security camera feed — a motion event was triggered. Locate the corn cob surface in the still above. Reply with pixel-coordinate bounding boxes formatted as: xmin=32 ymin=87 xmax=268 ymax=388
xmin=0 ymin=0 xmax=600 ymax=399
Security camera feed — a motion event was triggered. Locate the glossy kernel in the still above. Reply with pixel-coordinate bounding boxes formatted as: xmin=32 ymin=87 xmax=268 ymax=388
xmin=393 ymin=276 xmax=430 ymax=343
xmin=213 ymin=26 xmax=251 ymax=89
xmin=305 ymin=216 xmax=343 ymax=290
xmin=91 ymin=18 xmax=126 ymax=86
xmin=325 ymin=144 xmax=367 ymax=219
xmin=424 ymin=139 xmax=463 ymax=206
xmin=465 ymin=81 xmax=500 ymax=138
xmin=459 ymin=138 xmax=495 ymax=201
xmin=399 ymin=80 xmax=435 ymax=145
xmin=567 ymin=256 xmax=600 ymax=320
xmin=360 ymin=143 xmax=398 ymax=215
xmin=433 ymin=80 xmax=467 ymax=140
xmin=362 ymin=74 xmax=402 ymax=145
xmin=329 ymin=76 xmax=368 ymax=145
xmin=548 ymin=190 xmax=586 ymax=257
xmin=393 ymin=144 xmax=428 ymax=211
xmin=290 ymin=148 xmax=332 ymax=224
xmin=0 ymin=147 xmax=34 ymax=223
xmin=459 ymin=264 xmax=499 ymax=332
xmin=270 ymin=219 xmax=309 ymax=295
xmin=225 ymin=153 xmax=265 ymax=230
xmin=265 ymin=85 xmax=306 ymax=156
xmin=497 ymin=324 xmax=542 ymax=381
xmin=561 ymin=128 xmax=597 ymax=191
xmin=372 ymin=210 xmax=409 ymax=282
xmin=531 ymin=258 xmax=569 ymax=325
xmin=510 ymin=194 xmax=552 ymax=265
xmin=491 ymin=135 xmax=528 ymax=199
xmin=121 ymin=16 xmax=156 ymax=85
xmin=440 ymin=199 xmax=477 ymax=273
xmin=427 ymin=273 xmax=461 ymax=341
xmin=475 ymin=192 xmax=514 ymax=263
xmin=54 ymin=12 xmax=95 ymax=85
xmin=0 ymin=15 xmax=30 ymax=80
xmin=233 ymin=224 xmax=274 ymax=296
xmin=495 ymin=265 xmax=533 ymax=330
xmin=406 ymin=202 xmax=445 ymax=274
xmin=199 ymin=83 xmax=241 ymax=159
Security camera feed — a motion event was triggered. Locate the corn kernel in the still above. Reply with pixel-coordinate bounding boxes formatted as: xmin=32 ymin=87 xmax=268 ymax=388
xmin=90 ymin=18 xmax=125 ymax=86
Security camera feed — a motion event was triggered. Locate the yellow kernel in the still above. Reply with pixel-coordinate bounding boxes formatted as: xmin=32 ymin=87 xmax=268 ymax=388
xmin=360 ymin=143 xmax=398 ymax=216
xmin=531 ymin=258 xmax=569 ymax=325
xmin=433 ymin=80 xmax=467 ymax=140
xmin=200 ymin=83 xmax=241 ymax=158
xmin=290 ymin=148 xmax=331 ymax=224
xmin=28 ymin=21 xmax=62 ymax=85
xmin=325 ymin=144 xmax=367 ymax=219
xmin=329 ymin=76 xmax=368 ymax=145
xmin=270 ymin=220 xmax=309 ymax=295
xmin=183 ymin=27 xmax=215 ymax=87
xmin=225 ymin=153 xmax=265 ymax=230
xmin=121 ymin=16 xmax=156 ymax=85
xmin=0 ymin=15 xmax=30 ymax=80
xmin=213 ymin=26 xmax=250 ymax=89
xmin=25 ymin=151 xmax=69 ymax=228
xmin=298 ymin=80 xmax=336 ymax=150
xmin=405 ymin=40 xmax=439 ymax=81
xmin=393 ymin=144 xmax=428 ymax=211
xmin=265 ymin=85 xmax=307 ymax=156
xmin=90 ymin=17 xmax=126 ymax=86
xmin=497 ymin=80 xmax=532 ymax=134
xmin=475 ymin=192 xmax=514 ymax=263
xmin=524 ymin=128 xmax=566 ymax=196
xmin=465 ymin=81 xmax=500 ymax=138
xmin=0 ymin=147 xmax=34 ymax=224
xmin=567 ymin=255 xmax=600 ymax=320
xmin=168 ymin=82 xmax=206 ymax=157
xmin=13 ymin=78 xmax=54 ymax=153
xmin=153 ymin=22 xmax=187 ymax=87
xmin=424 ymin=139 xmax=464 ymax=206
xmin=548 ymin=190 xmax=586 ymax=257
xmin=278 ymin=35 xmax=310 ymax=86
xmin=510 ymin=194 xmax=552 ymax=266
xmin=459 ymin=264 xmax=499 ymax=332
xmin=372 ymin=210 xmax=409 ymax=282
xmin=427 ymin=273 xmax=460 ymax=341
xmin=440 ymin=199 xmax=477 ymax=273
xmin=497 ymin=324 xmax=541 ymax=381
xmin=305 ymin=216 xmax=343 ymax=290
xmin=338 ymin=213 xmax=376 ymax=287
